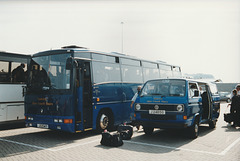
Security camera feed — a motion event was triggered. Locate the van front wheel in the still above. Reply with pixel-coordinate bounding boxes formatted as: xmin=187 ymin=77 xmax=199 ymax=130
xmin=188 ymin=119 xmax=199 ymax=139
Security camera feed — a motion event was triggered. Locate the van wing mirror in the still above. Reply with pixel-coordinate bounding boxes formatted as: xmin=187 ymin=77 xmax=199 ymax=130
xmin=194 ymin=90 xmax=199 ymax=97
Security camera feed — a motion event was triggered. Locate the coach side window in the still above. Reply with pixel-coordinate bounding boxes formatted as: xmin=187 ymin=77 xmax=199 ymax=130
xmin=0 ymin=61 xmax=27 ymax=83
xmin=159 ymin=64 xmax=173 ymax=78
xmin=142 ymin=61 xmax=159 ymax=82
xmin=92 ymin=61 xmax=121 ymax=83
xmin=0 ymin=61 xmax=10 ymax=82
xmin=121 ymin=58 xmax=143 ymax=83
xmin=12 ymin=63 xmax=27 ymax=83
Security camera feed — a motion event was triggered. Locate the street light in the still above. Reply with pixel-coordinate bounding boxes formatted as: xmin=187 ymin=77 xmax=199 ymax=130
xmin=121 ymin=22 xmax=124 ymax=54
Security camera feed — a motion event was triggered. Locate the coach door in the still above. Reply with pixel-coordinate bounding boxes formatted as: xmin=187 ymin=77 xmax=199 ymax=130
xmin=76 ymin=60 xmax=93 ymax=131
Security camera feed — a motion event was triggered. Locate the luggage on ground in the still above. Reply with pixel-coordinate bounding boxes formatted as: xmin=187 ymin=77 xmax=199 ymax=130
xmin=111 ymin=133 xmax=123 ymax=147
xmin=119 ymin=130 xmax=132 ymax=140
xmin=117 ymin=124 xmax=133 ymax=140
xmin=100 ymin=131 xmax=123 ymax=147
xmin=100 ymin=131 xmax=112 ymax=146
xmin=224 ymin=113 xmax=234 ymax=123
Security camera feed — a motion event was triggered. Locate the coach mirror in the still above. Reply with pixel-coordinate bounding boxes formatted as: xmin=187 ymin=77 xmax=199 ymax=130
xmin=66 ymin=57 xmax=74 ymax=70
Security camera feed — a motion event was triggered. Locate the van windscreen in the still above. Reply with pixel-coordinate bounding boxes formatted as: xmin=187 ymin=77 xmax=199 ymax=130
xmin=141 ymin=79 xmax=186 ymax=97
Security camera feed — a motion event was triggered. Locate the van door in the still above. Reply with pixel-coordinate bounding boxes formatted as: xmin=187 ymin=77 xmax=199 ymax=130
xmin=202 ymin=85 xmax=212 ymax=120
xmin=188 ymin=82 xmax=201 ymax=116
xmin=208 ymin=84 xmax=220 ymax=120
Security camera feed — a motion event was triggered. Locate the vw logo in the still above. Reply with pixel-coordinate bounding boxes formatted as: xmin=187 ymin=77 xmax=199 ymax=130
xmin=154 ymin=105 xmax=159 ymax=110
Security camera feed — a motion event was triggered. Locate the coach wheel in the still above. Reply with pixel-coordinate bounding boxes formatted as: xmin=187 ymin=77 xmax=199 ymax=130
xmin=97 ymin=110 xmax=113 ymax=132
xmin=100 ymin=113 xmax=109 ymax=130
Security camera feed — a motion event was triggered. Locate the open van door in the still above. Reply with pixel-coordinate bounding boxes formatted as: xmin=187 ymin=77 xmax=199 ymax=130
xmin=208 ymin=83 xmax=220 ymax=127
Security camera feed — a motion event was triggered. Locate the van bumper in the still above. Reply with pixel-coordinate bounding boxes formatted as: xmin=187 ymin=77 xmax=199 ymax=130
xmin=135 ymin=120 xmax=192 ymax=129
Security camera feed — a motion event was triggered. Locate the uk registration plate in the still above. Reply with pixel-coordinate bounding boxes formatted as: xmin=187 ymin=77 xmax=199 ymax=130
xmin=149 ymin=110 xmax=166 ymax=115
xmin=37 ymin=124 xmax=49 ymax=129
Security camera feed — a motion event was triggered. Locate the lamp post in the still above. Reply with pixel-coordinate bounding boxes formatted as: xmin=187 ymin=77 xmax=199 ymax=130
xmin=121 ymin=22 xmax=124 ymax=54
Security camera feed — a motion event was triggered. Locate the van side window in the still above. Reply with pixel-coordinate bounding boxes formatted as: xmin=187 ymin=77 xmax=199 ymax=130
xmin=189 ymin=83 xmax=198 ymax=97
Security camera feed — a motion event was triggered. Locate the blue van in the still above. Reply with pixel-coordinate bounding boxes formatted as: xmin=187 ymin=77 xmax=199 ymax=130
xmin=134 ymin=78 xmax=220 ymax=138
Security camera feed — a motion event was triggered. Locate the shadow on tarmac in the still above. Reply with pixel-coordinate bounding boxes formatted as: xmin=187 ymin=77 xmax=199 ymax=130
xmin=0 ymin=121 xmax=25 ymax=131
xmin=221 ymin=124 xmax=240 ymax=132
xmin=0 ymin=128 xmax=99 ymax=158
xmin=96 ymin=125 xmax=216 ymax=154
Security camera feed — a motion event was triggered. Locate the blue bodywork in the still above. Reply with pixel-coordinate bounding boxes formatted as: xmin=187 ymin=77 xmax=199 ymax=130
xmin=25 ymin=83 xmax=138 ymax=133
xmin=134 ymin=79 xmax=220 ymax=129
xmin=25 ymin=94 xmax=76 ymax=132
xmin=92 ymin=83 xmax=138 ymax=129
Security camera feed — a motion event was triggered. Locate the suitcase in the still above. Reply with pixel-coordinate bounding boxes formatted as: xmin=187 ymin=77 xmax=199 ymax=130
xmin=100 ymin=131 xmax=123 ymax=147
xmin=224 ymin=113 xmax=234 ymax=123
xmin=117 ymin=124 xmax=133 ymax=140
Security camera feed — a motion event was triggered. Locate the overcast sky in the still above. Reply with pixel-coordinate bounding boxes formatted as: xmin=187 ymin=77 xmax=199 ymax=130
xmin=0 ymin=0 xmax=239 ymax=83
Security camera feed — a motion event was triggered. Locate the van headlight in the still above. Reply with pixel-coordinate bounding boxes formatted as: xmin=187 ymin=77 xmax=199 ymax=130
xmin=176 ymin=105 xmax=184 ymax=112
xmin=135 ymin=104 xmax=141 ymax=111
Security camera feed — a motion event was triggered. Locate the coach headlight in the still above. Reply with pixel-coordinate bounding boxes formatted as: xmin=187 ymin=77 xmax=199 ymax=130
xmin=176 ymin=104 xmax=184 ymax=112
xmin=135 ymin=104 xmax=141 ymax=111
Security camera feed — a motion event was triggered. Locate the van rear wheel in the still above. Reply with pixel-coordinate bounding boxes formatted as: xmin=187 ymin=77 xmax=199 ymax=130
xmin=209 ymin=120 xmax=216 ymax=129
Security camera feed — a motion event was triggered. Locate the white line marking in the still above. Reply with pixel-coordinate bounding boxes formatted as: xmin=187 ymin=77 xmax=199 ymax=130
xmin=1 ymin=136 xmax=240 ymax=154
xmin=220 ymin=137 xmax=240 ymax=155
xmin=124 ymin=140 xmax=222 ymax=156
xmin=49 ymin=139 xmax=99 ymax=151
xmin=0 ymin=138 xmax=47 ymax=151
xmin=0 ymin=138 xmax=99 ymax=152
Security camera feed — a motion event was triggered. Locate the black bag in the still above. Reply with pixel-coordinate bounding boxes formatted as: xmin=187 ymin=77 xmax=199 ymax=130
xmin=100 ymin=132 xmax=112 ymax=146
xmin=224 ymin=113 xmax=234 ymax=123
xmin=117 ymin=124 xmax=133 ymax=140
xmin=111 ymin=133 xmax=123 ymax=147
xmin=119 ymin=130 xmax=132 ymax=140
xmin=100 ymin=132 xmax=123 ymax=147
